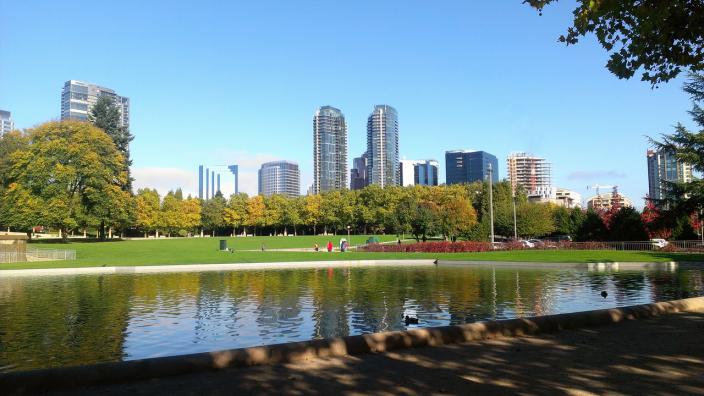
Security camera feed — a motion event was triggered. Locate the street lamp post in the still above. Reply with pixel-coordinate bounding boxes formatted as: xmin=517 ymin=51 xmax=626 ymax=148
xmin=347 ymin=225 xmax=351 ymax=243
xmin=488 ymin=163 xmax=495 ymax=245
xmin=512 ymin=190 xmax=518 ymax=240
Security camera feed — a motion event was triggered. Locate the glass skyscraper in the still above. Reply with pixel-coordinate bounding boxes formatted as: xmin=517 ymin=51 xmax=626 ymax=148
xmin=258 ymin=161 xmax=300 ymax=198
xmin=445 ymin=150 xmax=498 ymax=185
xmin=647 ymin=149 xmax=693 ymax=201
xmin=400 ymin=160 xmax=439 ymax=186
xmin=350 ymin=153 xmax=369 ymax=190
xmin=313 ymin=106 xmax=347 ymax=194
xmin=60 ymin=80 xmax=130 ymax=128
xmin=367 ymin=105 xmax=399 ymax=187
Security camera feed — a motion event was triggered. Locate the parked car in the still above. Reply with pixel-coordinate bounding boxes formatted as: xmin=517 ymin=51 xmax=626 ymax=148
xmin=520 ymin=240 xmax=535 ymax=248
xmin=651 ymin=238 xmax=669 ymax=248
xmin=527 ymin=239 xmax=543 ymax=247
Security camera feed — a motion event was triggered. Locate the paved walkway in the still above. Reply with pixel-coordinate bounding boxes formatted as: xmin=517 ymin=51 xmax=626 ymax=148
xmin=50 ymin=311 xmax=704 ymax=396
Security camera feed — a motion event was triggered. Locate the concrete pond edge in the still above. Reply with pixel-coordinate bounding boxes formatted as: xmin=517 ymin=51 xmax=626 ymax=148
xmin=2 ymin=296 xmax=703 ymax=394
xmin=0 ymin=259 xmax=690 ymax=276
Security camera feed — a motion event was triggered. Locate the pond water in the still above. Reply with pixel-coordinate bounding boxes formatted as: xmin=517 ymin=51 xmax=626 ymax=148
xmin=0 ymin=263 xmax=702 ymax=372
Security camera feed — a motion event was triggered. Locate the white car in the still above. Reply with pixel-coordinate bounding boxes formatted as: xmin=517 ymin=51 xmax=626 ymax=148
xmin=651 ymin=238 xmax=669 ymax=248
xmin=520 ymin=240 xmax=535 ymax=248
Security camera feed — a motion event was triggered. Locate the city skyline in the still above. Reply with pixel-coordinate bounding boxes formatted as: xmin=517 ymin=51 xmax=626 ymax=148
xmin=0 ymin=1 xmax=697 ymax=205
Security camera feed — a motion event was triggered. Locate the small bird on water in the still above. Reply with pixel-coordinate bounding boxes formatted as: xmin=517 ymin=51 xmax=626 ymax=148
xmin=404 ymin=315 xmax=419 ymax=325
xmin=601 ymin=291 xmax=608 ymax=298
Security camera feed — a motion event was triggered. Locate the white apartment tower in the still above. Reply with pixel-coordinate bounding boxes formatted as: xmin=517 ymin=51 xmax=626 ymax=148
xmin=366 ymin=105 xmax=399 ymax=187
xmin=61 ymin=80 xmax=130 ymax=128
xmin=0 ymin=110 xmax=14 ymax=136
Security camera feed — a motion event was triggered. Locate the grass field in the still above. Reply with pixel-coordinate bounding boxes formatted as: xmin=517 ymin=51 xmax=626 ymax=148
xmin=1 ymin=236 xmax=703 ymax=270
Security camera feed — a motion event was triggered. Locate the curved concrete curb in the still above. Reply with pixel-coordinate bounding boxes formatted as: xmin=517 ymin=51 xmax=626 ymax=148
xmin=2 ymin=297 xmax=703 ymax=394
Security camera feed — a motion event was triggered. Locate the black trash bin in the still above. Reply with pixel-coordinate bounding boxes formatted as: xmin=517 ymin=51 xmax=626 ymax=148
xmin=219 ymin=240 xmax=227 ymax=251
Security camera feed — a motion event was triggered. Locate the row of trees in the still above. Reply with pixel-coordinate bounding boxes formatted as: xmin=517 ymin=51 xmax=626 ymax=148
xmin=0 ymin=118 xmax=699 ymax=241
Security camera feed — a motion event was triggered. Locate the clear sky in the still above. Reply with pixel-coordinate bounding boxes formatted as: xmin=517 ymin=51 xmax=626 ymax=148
xmin=0 ymin=0 xmax=695 ymax=206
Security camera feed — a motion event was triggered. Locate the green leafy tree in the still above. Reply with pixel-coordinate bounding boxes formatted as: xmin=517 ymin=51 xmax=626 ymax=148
xmin=576 ymin=209 xmax=609 ymax=241
xmin=410 ymin=202 xmax=436 ymax=242
xmin=651 ymin=74 xmax=704 ymax=221
xmin=89 ymin=95 xmax=134 ymax=191
xmin=528 ymin=0 xmax=704 ymax=85
xmin=159 ymin=191 xmax=182 ymax=237
xmin=224 ymin=193 xmax=249 ymax=236
xmin=607 ymin=207 xmax=649 ymax=241
xmin=516 ymin=202 xmax=555 ymax=238
xmin=552 ymin=206 xmax=586 ymax=238
xmin=246 ymin=195 xmax=266 ymax=235
xmin=2 ymin=121 xmax=130 ymax=239
xmin=303 ymin=194 xmax=322 ymax=235
xmin=201 ymin=192 xmax=227 ymax=236
xmin=0 ymin=131 xmax=29 ymax=232
xmin=134 ymin=188 xmax=160 ymax=237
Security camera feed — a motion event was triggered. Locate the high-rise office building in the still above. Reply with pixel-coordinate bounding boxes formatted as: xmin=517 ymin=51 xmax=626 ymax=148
xmin=0 ymin=110 xmax=14 ymax=136
xmin=205 ymin=168 xmax=210 ymax=200
xmin=313 ymin=106 xmax=348 ymax=194
xmin=445 ymin=150 xmax=498 ymax=185
xmin=228 ymin=165 xmax=239 ymax=195
xmin=400 ymin=159 xmax=439 ymax=186
xmin=350 ymin=153 xmax=369 ymax=190
xmin=198 ymin=165 xmax=205 ymax=200
xmin=507 ymin=153 xmax=555 ymax=201
xmin=367 ymin=105 xmax=399 ymax=187
xmin=258 ymin=160 xmax=300 ymax=198
xmin=199 ymin=165 xmax=228 ymax=199
xmin=60 ymin=80 xmax=130 ymax=128
xmin=647 ymin=149 xmax=693 ymax=201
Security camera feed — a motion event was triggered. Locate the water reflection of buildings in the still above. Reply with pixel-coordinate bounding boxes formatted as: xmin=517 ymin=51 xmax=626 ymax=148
xmin=4 ymin=266 xmax=703 ymax=371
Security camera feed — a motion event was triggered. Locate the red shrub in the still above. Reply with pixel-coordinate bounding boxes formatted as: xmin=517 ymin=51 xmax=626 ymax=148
xmin=361 ymin=241 xmax=493 ymax=253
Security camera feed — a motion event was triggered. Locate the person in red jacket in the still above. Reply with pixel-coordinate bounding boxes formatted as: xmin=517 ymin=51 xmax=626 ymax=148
xmin=327 ymin=241 xmax=333 ymax=252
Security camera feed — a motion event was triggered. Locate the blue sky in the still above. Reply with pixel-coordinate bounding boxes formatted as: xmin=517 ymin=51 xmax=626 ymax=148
xmin=0 ymin=0 xmax=695 ymax=206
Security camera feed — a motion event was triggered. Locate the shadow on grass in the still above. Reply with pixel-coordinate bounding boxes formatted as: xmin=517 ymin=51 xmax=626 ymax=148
xmin=28 ymin=238 xmax=127 ymax=245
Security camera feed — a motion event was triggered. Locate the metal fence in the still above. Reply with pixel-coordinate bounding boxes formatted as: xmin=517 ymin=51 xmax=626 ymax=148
xmin=0 ymin=248 xmax=76 ymax=263
xmin=526 ymin=240 xmax=704 ymax=252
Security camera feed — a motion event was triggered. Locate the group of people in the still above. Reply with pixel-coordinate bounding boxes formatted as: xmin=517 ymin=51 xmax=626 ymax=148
xmin=314 ymin=238 xmax=349 ymax=252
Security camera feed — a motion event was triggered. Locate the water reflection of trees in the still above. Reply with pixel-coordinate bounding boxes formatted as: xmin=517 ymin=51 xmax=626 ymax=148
xmin=1 ymin=265 xmax=702 ymax=371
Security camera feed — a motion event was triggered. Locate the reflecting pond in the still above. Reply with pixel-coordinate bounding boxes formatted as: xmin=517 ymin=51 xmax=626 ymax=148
xmin=0 ymin=263 xmax=702 ymax=372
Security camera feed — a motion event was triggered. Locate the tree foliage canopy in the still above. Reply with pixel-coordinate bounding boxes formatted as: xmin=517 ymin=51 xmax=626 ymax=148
xmin=1 ymin=121 xmax=131 ymax=236
xmin=527 ymin=0 xmax=704 ymax=85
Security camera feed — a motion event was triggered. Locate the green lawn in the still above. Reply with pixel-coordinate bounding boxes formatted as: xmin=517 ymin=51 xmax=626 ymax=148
xmin=1 ymin=236 xmax=703 ymax=270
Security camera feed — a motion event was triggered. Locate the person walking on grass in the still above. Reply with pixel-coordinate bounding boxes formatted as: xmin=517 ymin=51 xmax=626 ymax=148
xmin=327 ymin=241 xmax=333 ymax=252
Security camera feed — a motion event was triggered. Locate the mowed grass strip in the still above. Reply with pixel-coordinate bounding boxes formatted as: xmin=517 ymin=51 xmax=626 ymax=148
xmin=1 ymin=236 xmax=702 ymax=270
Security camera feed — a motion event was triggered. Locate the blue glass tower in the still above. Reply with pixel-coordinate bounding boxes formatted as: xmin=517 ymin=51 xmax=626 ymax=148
xmin=445 ymin=150 xmax=498 ymax=184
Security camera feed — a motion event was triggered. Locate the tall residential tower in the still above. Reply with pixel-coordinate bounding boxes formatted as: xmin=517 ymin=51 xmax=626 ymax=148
xmin=60 ymin=80 xmax=130 ymax=128
xmin=0 ymin=110 xmax=14 ymax=136
xmin=313 ymin=106 xmax=348 ymax=193
xmin=366 ymin=105 xmax=399 ymax=187
xmin=647 ymin=149 xmax=693 ymax=201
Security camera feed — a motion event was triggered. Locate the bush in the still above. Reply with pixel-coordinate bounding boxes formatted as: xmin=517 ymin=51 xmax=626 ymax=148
xmin=361 ymin=241 xmax=493 ymax=253
xmin=177 ymin=229 xmax=188 ymax=237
